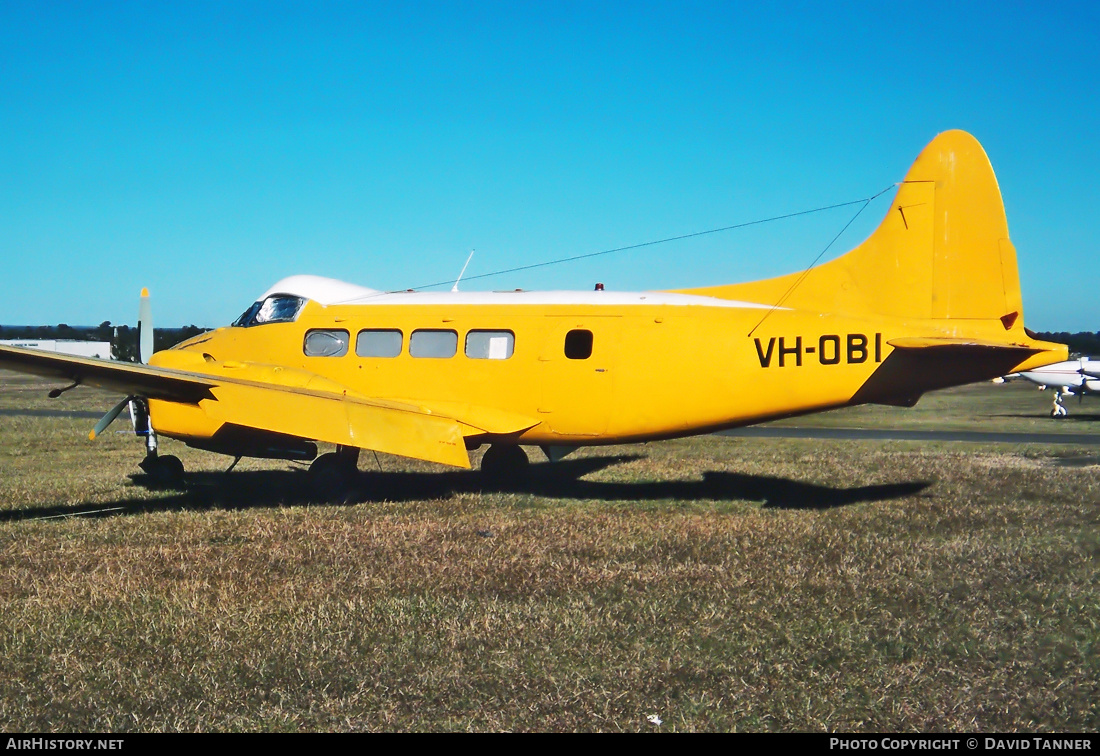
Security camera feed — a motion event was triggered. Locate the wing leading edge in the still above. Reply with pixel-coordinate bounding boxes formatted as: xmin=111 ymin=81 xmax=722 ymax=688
xmin=0 ymin=344 xmax=216 ymax=403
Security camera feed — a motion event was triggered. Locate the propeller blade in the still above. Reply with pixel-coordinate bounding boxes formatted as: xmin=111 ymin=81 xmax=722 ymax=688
xmin=138 ymin=287 xmax=153 ymax=364
xmin=90 ymin=397 xmax=131 ymax=440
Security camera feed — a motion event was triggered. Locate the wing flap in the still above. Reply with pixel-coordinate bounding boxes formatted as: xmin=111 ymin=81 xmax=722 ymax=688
xmin=204 ymin=383 xmax=471 ymax=469
xmin=409 ymin=399 xmax=540 ymax=437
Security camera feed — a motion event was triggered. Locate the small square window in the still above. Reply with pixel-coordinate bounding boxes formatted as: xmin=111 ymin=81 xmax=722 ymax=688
xmin=356 ymin=329 xmax=403 ymax=358
xmin=410 ymin=329 xmax=458 ymax=358
xmin=564 ymin=329 xmax=593 ymax=360
xmin=465 ymin=330 xmax=515 ymax=360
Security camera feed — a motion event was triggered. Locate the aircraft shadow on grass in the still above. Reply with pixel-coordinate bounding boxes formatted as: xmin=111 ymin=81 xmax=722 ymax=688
xmin=2 ymin=454 xmax=931 ymax=522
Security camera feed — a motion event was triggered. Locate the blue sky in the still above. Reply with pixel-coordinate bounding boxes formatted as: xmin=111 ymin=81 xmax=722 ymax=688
xmin=1 ymin=1 xmax=1097 ymax=330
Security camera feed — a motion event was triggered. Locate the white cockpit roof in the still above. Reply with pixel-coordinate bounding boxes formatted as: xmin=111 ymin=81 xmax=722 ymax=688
xmin=260 ymin=275 xmax=381 ymax=304
xmin=257 ymin=274 xmax=773 ymax=309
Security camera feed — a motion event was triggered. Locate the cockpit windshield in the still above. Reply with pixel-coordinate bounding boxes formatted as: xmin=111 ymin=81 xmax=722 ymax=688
xmin=232 ymin=295 xmax=306 ymax=327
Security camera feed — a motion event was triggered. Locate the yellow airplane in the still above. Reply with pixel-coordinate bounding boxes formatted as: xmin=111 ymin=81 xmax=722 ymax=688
xmin=0 ymin=130 xmax=1068 ymax=491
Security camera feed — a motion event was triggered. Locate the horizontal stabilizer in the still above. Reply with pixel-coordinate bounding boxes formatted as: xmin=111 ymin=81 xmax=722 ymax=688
xmin=852 ymin=335 xmax=1063 ymax=408
xmin=885 ymin=336 xmax=1069 ymax=373
xmin=886 ymin=337 xmax=1041 ymax=354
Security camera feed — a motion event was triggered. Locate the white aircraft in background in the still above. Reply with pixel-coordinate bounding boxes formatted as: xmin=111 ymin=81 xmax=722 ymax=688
xmin=1017 ymin=357 xmax=1100 ymax=417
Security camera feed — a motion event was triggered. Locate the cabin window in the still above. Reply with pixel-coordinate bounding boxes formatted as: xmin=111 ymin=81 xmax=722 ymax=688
xmin=303 ymin=329 xmax=349 ymax=357
xmin=233 ymin=295 xmax=306 ymax=327
xmin=409 ymin=329 xmax=458 ymax=358
xmin=465 ymin=330 xmax=515 ymax=360
xmin=564 ymin=329 xmax=593 ymax=360
xmin=356 ymin=329 xmax=403 ymax=358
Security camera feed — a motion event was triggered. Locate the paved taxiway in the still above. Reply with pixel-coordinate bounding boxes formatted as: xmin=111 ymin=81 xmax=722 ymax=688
xmin=721 ymin=426 xmax=1100 ymax=445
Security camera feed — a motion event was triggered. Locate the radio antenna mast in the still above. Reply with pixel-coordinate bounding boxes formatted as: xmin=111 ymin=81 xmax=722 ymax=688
xmin=451 ymin=249 xmax=475 ymax=292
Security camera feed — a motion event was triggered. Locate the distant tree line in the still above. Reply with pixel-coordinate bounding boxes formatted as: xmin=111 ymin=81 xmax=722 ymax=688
xmin=1032 ymin=332 xmax=1100 ymax=357
xmin=0 ymin=323 xmax=210 ymax=362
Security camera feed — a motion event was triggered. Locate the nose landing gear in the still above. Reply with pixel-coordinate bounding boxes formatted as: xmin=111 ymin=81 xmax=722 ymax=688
xmin=130 ymin=398 xmax=185 ymax=484
xmin=1050 ymin=390 xmax=1069 ymax=419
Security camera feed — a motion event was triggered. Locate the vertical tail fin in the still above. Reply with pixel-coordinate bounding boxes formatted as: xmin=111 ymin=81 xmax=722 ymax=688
xmin=847 ymin=129 xmax=1021 ymax=323
xmin=680 ymin=130 xmax=1025 ymax=328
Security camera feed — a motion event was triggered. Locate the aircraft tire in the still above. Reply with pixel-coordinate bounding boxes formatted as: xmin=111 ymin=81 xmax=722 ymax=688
xmin=308 ymin=452 xmax=359 ymax=503
xmin=143 ymin=454 xmax=185 ymax=486
xmin=480 ymin=444 xmax=529 ymax=483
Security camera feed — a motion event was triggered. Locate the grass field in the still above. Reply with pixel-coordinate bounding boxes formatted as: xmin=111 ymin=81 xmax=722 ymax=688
xmin=0 ymin=371 xmax=1097 ymax=731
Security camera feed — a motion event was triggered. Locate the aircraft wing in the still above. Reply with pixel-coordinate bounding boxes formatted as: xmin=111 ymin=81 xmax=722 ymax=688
xmin=0 ymin=344 xmax=523 ymax=468
xmin=0 ymin=344 xmax=216 ymax=403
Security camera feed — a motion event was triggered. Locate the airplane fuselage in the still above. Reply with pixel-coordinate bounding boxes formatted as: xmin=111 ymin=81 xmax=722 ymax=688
xmin=1019 ymin=359 xmax=1100 ymax=394
xmin=147 ymin=286 xmax=1043 ymax=454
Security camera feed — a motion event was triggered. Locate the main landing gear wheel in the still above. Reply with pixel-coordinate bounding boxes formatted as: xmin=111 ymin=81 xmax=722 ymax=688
xmin=480 ymin=444 xmax=530 ymax=483
xmin=309 ymin=448 xmax=360 ymax=503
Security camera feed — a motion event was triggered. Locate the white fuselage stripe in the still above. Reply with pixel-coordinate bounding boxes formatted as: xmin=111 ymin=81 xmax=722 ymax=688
xmin=334 ymin=292 xmax=772 ymax=308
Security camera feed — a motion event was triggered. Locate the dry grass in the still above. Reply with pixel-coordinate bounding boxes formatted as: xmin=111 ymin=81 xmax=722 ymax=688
xmin=0 ymin=372 xmax=1097 ymax=731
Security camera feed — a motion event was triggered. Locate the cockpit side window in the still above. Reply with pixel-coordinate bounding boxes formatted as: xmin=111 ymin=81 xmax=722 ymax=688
xmin=232 ymin=301 xmax=262 ymax=327
xmin=303 ymin=329 xmax=349 ymax=357
xmin=232 ymin=295 xmax=306 ymax=327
